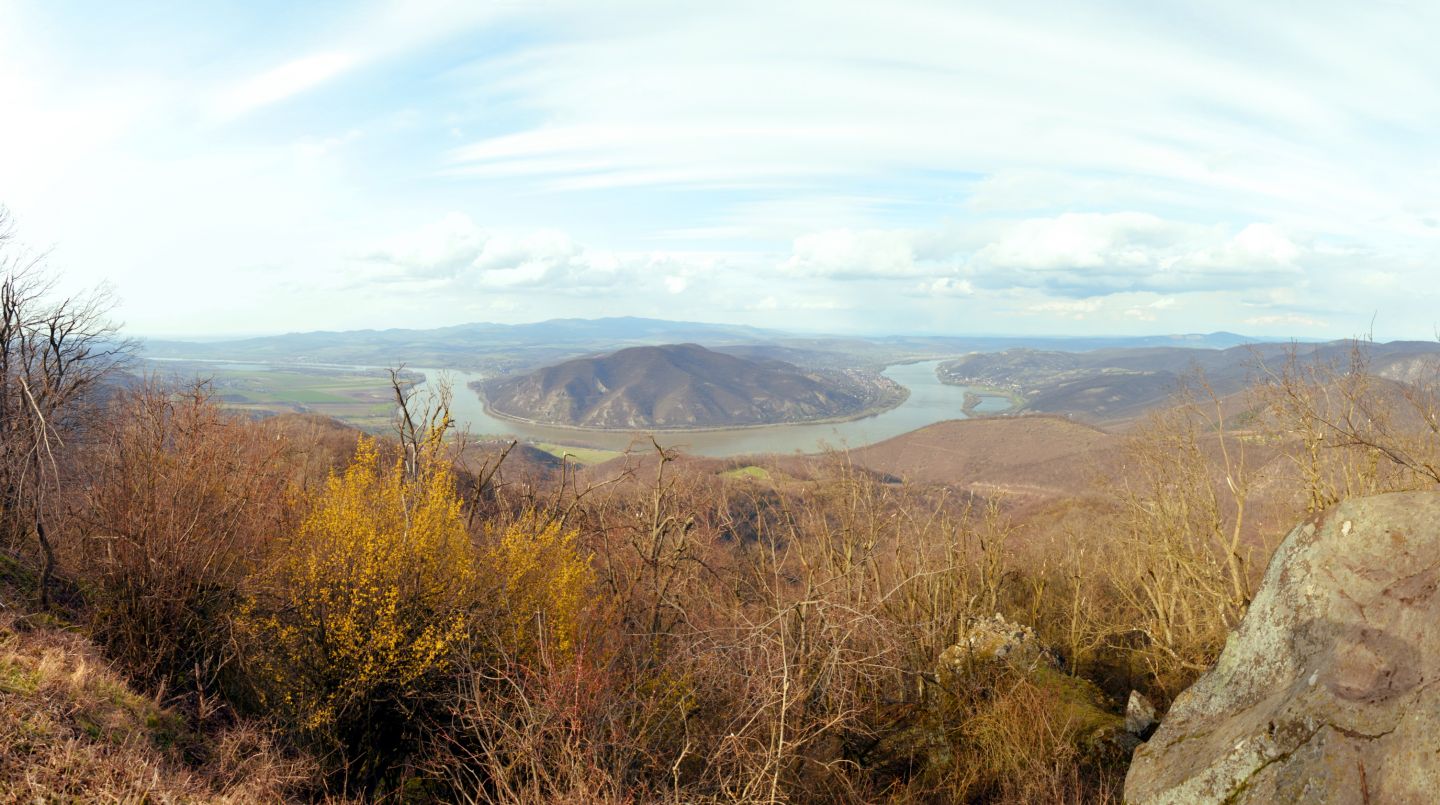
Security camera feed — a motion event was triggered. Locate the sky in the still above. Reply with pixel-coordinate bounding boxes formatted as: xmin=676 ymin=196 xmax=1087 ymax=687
xmin=1 ymin=0 xmax=1437 ymax=339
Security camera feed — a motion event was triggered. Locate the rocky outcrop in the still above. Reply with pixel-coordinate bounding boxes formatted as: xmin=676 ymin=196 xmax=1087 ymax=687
xmin=1125 ymin=490 xmax=1440 ymax=804
xmin=861 ymin=614 xmax=1133 ymax=779
xmin=1126 ymin=691 xmax=1158 ymax=739
xmin=938 ymin=613 xmax=1059 ymax=675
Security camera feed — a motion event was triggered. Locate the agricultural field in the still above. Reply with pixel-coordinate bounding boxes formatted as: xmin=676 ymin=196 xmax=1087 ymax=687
xmin=719 ymin=464 xmax=772 ymax=481
xmin=142 ymin=361 xmax=416 ymax=431
xmin=530 ymin=441 xmax=627 ymax=465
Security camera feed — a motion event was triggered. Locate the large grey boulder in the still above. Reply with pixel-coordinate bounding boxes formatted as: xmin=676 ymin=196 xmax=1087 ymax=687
xmin=1125 ymin=490 xmax=1440 ymax=804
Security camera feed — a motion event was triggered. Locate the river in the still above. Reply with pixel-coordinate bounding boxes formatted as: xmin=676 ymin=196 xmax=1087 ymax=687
xmin=412 ymin=360 xmax=1008 ymax=458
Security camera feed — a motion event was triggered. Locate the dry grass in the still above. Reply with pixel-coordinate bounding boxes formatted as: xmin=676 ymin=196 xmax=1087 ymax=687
xmin=0 ymin=612 xmax=316 ymax=803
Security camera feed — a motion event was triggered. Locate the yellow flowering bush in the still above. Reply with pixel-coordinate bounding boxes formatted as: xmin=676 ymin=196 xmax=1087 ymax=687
xmin=488 ymin=513 xmax=592 ymax=661
xmin=240 ymin=434 xmax=475 ymax=785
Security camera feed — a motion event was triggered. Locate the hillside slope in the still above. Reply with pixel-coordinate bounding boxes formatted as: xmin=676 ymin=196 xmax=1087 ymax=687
xmin=482 ymin=343 xmax=901 ymax=429
xmin=940 ymin=340 xmax=1440 ymax=424
xmin=0 ymin=610 xmax=311 ymax=801
xmin=849 ymin=416 xmax=1120 ymax=501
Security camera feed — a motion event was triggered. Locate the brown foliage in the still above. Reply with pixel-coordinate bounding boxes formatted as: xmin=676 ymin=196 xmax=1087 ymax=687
xmin=68 ymin=383 xmax=296 ymax=704
xmin=1255 ymin=340 xmax=1440 ymax=508
xmin=434 ymin=448 xmax=1130 ymax=803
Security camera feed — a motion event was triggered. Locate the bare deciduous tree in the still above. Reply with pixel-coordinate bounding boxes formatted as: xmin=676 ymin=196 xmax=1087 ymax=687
xmin=0 ymin=207 xmax=133 ymax=605
xmin=1256 ymin=339 xmax=1440 ymax=510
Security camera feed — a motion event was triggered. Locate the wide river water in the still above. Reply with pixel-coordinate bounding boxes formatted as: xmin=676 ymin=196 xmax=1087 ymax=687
xmin=413 ymin=360 xmax=1008 ymax=458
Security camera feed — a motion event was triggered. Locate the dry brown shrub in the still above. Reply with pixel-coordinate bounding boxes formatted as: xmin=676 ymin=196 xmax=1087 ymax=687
xmin=1255 ymin=341 xmax=1440 ymax=509
xmin=1099 ymin=392 xmax=1260 ymax=697
xmin=937 ymin=667 xmax=1123 ymax=804
xmin=435 ymin=446 xmax=1130 ymax=804
xmin=40 ymin=344 xmax=1440 ymax=801
xmin=66 ymin=382 xmax=296 ymax=703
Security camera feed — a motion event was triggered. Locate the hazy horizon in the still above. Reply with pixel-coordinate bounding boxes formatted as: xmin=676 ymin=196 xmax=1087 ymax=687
xmin=3 ymin=1 xmax=1437 ymax=341
xmin=130 ymin=314 xmax=1312 ymax=346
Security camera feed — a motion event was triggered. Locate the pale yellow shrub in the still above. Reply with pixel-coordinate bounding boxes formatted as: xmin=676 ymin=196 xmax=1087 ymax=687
xmin=240 ymin=434 xmax=475 ymax=788
xmin=487 ymin=513 xmax=592 ymax=661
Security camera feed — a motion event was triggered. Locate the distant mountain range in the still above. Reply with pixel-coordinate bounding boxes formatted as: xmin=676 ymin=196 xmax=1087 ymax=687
xmin=480 ymin=343 xmax=901 ymax=429
xmin=141 ymin=316 xmax=1283 ymax=375
xmin=141 ymin=317 xmax=785 ymax=373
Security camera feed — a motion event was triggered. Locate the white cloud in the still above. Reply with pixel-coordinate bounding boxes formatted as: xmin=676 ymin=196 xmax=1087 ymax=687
xmin=1356 ymin=271 xmax=1400 ymax=289
xmin=1124 ymin=297 xmax=1177 ymax=321
xmin=443 ymin=2 xmax=1440 ymax=237
xmin=363 ymin=213 xmax=488 ymax=278
xmin=924 ymin=277 xmax=974 ymax=296
xmin=475 ymin=231 xmax=626 ymax=290
xmin=973 ymin=212 xmax=1178 ymax=271
xmin=358 ymin=214 xmax=694 ymax=294
xmin=213 ymin=0 xmax=511 ymax=121
xmin=966 ymin=213 xmax=1307 ymax=294
xmin=1225 ymin=223 xmax=1301 ymax=265
xmin=1244 ymin=313 xmax=1329 ymax=329
xmin=781 ymin=229 xmax=919 ymax=278
xmin=1024 ymin=298 xmax=1104 ymax=320
xmin=5 ymin=1 xmax=1437 ymax=338
xmin=776 ymin=213 xmax=1311 ymax=298
xmin=215 ymin=52 xmax=357 ymax=119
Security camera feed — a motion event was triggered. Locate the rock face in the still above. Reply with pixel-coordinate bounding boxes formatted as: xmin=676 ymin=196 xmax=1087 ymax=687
xmin=1125 ymin=490 xmax=1440 ymax=804
xmin=1126 ymin=691 xmax=1158 ymax=739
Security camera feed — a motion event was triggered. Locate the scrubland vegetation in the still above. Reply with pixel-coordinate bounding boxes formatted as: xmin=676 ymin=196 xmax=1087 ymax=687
xmin=5 ymin=227 xmax=1440 ymax=801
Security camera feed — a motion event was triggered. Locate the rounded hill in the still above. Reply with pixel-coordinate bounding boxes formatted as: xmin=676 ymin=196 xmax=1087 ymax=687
xmin=480 ymin=343 xmax=904 ymax=430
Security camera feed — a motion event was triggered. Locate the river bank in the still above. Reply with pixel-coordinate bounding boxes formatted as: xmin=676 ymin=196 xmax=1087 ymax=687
xmin=470 ymin=381 xmax=912 ymax=434
xmin=961 ymin=387 xmax=1022 ymax=417
xmin=417 ymin=360 xmax=1006 ymax=457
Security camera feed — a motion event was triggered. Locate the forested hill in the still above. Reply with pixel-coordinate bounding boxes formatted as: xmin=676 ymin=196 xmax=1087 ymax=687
xmin=481 ymin=343 xmax=898 ymax=429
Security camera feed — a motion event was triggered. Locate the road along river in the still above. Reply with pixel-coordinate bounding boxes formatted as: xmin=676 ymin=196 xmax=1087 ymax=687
xmin=412 ymin=360 xmax=1010 ymax=458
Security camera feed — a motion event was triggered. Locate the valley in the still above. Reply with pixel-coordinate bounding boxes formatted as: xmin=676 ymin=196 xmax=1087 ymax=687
xmin=384 ymin=359 xmax=1001 ymax=458
xmin=141 ymin=360 xmax=423 ymax=431
xmin=939 ymin=339 xmax=1440 ymax=425
xmin=140 ymin=319 xmax=1434 ymax=461
xmin=136 ymin=323 xmax=1440 ymax=513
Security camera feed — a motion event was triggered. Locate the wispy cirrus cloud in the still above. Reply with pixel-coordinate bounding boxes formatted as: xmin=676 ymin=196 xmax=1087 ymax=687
xmin=214 ymin=52 xmax=357 ymax=120
xmin=3 ymin=0 xmax=1438 ymax=338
